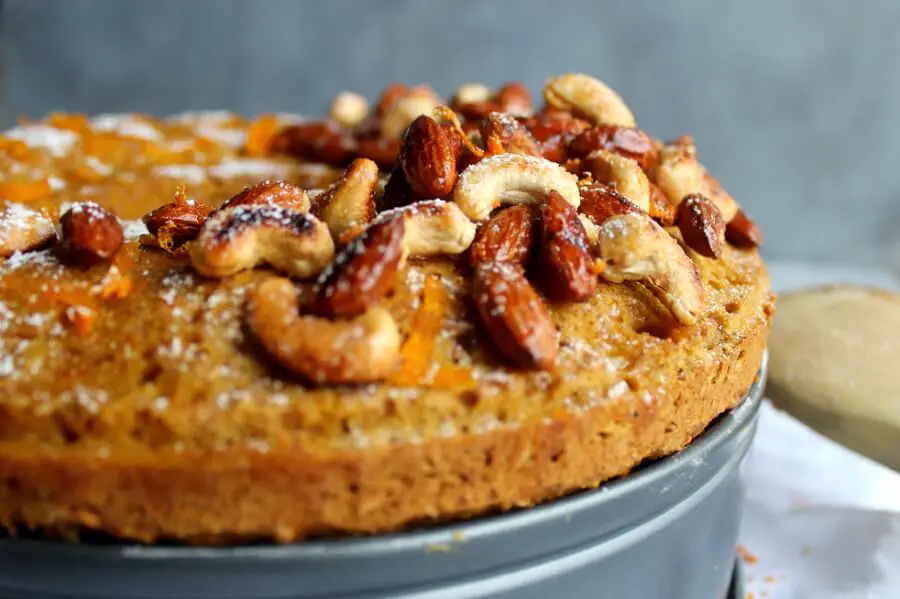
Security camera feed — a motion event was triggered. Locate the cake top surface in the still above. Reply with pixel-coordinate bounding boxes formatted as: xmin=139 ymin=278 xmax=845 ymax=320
xmin=0 ymin=74 xmax=772 ymax=457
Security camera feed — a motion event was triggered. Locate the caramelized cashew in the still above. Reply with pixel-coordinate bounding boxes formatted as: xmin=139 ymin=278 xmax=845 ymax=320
xmin=652 ymin=136 xmax=738 ymax=222
xmin=596 ymin=212 xmax=705 ymax=325
xmin=380 ymin=86 xmax=441 ymax=140
xmin=329 ymin=91 xmax=370 ymax=129
xmin=247 ymin=277 xmax=401 ymax=384
xmin=0 ymin=203 xmax=56 ymax=258
xmin=453 ymin=154 xmax=580 ymax=221
xmin=312 ymin=158 xmax=379 ymax=237
xmin=544 ymin=73 xmax=636 ymax=127
xmin=582 ymin=150 xmax=651 ymax=212
xmin=190 ymin=205 xmax=334 ymax=279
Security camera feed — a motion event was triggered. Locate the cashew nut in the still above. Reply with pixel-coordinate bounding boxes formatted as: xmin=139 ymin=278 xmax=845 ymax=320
xmin=578 ymin=213 xmax=600 ymax=246
xmin=0 ymin=203 xmax=56 ymax=258
xmin=582 ymin=150 xmax=651 ymax=212
xmin=380 ymin=86 xmax=440 ymax=140
xmin=313 ymin=158 xmax=378 ymax=237
xmin=453 ymin=154 xmax=580 ymax=221
xmin=544 ymin=73 xmax=636 ymax=127
xmin=247 ymin=277 xmax=401 ymax=384
xmin=383 ymin=200 xmax=476 ymax=256
xmin=191 ymin=204 xmax=334 ymax=279
xmin=329 ymin=91 xmax=369 ymax=129
xmin=596 ymin=212 xmax=705 ymax=325
xmin=453 ymin=82 xmax=491 ymax=105
xmin=653 ymin=136 xmax=738 ymax=222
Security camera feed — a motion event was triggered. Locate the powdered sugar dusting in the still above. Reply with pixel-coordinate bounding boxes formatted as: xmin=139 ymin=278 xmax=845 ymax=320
xmin=153 ymin=164 xmax=207 ymax=184
xmin=91 ymin=114 xmax=162 ymax=141
xmin=5 ymin=125 xmax=77 ymax=157
xmin=209 ymin=158 xmax=290 ymax=179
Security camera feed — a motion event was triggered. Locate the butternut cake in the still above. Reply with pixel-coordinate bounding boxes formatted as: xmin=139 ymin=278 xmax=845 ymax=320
xmin=0 ymin=74 xmax=773 ymax=544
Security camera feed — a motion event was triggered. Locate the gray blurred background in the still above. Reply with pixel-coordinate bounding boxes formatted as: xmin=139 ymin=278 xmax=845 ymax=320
xmin=2 ymin=0 xmax=899 ymax=267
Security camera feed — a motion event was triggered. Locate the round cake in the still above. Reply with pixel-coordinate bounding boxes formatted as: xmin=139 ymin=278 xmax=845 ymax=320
xmin=0 ymin=74 xmax=773 ymax=544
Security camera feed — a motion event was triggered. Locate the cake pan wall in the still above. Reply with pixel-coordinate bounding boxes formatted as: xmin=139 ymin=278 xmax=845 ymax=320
xmin=0 ymin=364 xmax=765 ymax=599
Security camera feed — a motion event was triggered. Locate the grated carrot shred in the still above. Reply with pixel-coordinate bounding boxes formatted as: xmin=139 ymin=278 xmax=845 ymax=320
xmin=388 ymin=275 xmax=449 ymax=386
xmin=244 ymin=114 xmax=280 ymax=157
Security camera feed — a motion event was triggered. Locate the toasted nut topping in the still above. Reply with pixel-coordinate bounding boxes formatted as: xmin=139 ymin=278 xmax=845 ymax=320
xmin=472 ymin=262 xmax=557 ymax=370
xmin=453 ymin=82 xmax=533 ymax=120
xmin=653 ymin=136 xmax=739 ymax=222
xmin=648 ymin=182 xmax=676 ymax=226
xmin=191 ymin=205 xmax=334 ymax=279
xmin=379 ymin=164 xmax=423 ymax=212
xmin=578 ymin=182 xmax=642 ymax=227
xmin=354 ymin=136 xmax=400 ymax=169
xmin=452 ymin=83 xmax=492 ymax=105
xmin=385 ymin=200 xmax=476 ymax=257
xmin=544 ymin=73 xmax=636 ymax=127
xmin=596 ymin=212 xmax=705 ymax=325
xmin=521 ymin=112 xmax=591 ymax=163
xmin=540 ymin=190 xmax=598 ymax=302
xmin=220 ymin=180 xmax=311 ymax=213
xmin=270 ymin=121 xmax=356 ymax=165
xmin=380 ymin=86 xmax=441 ymax=140
xmin=0 ymin=203 xmax=56 ymax=258
xmin=315 ymin=216 xmax=407 ymax=318
xmin=375 ymin=83 xmax=411 ymax=117
xmin=582 ymin=150 xmax=651 ymax=212
xmin=329 ymin=91 xmax=370 ymax=129
xmin=59 ymin=202 xmax=124 ymax=265
xmin=470 ymin=205 xmax=537 ymax=268
xmin=142 ymin=189 xmax=213 ymax=250
xmin=479 ymin=112 xmax=541 ymax=157
xmin=568 ymin=124 xmax=657 ymax=171
xmin=313 ymin=158 xmax=378 ymax=236
xmin=247 ymin=277 xmax=401 ymax=384
xmin=454 ymin=154 xmax=580 ymax=221
xmin=726 ymin=208 xmax=763 ymax=248
xmin=579 ymin=214 xmax=600 ymax=245
xmin=399 ymin=115 xmax=458 ymax=197
xmin=676 ymin=194 xmax=726 ymax=259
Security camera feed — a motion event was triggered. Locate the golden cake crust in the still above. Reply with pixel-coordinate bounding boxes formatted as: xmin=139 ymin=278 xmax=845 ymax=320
xmin=0 ymin=97 xmax=773 ymax=543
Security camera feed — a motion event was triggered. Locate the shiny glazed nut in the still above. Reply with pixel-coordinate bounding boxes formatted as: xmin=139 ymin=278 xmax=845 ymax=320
xmin=374 ymin=83 xmax=410 ymax=117
xmin=676 ymin=194 xmax=726 ymax=259
xmin=386 ymin=200 xmax=476 ymax=256
xmin=472 ymin=261 xmax=558 ymax=370
xmin=380 ymin=86 xmax=441 ymax=140
xmin=59 ymin=202 xmax=124 ymax=265
xmin=329 ymin=91 xmax=369 ymax=128
xmin=544 ymin=73 xmax=636 ymax=127
xmin=0 ymin=203 xmax=56 ymax=258
xmin=578 ymin=182 xmax=642 ymax=227
xmin=478 ymin=112 xmax=541 ymax=157
xmin=596 ymin=212 xmax=705 ymax=325
xmin=315 ymin=217 xmax=407 ymax=318
xmin=540 ymin=190 xmax=598 ymax=302
xmin=220 ymin=180 xmax=311 ymax=213
xmin=270 ymin=121 xmax=356 ymax=165
xmin=653 ymin=136 xmax=739 ymax=222
xmin=648 ymin=182 xmax=676 ymax=226
xmin=582 ymin=150 xmax=651 ymax=212
xmin=142 ymin=194 xmax=214 ymax=250
xmin=453 ymin=82 xmax=534 ymax=120
xmin=190 ymin=205 xmax=334 ymax=279
xmin=452 ymin=82 xmax=492 ymax=105
xmin=247 ymin=277 xmax=401 ymax=384
xmin=453 ymin=154 xmax=580 ymax=221
xmin=469 ymin=204 xmax=537 ymax=268
xmin=313 ymin=158 xmax=378 ymax=236
xmin=521 ymin=113 xmax=591 ymax=163
xmin=568 ymin=125 xmax=658 ymax=171
xmin=399 ymin=115 xmax=458 ymax=197
xmin=726 ymin=208 xmax=763 ymax=248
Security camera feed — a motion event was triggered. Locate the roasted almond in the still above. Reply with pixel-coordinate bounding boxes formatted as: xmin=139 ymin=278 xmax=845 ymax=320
xmin=472 ymin=261 xmax=557 ymax=370
xmin=520 ymin=113 xmax=591 ymax=163
xmin=270 ymin=121 xmax=356 ymax=165
xmin=379 ymin=164 xmax=423 ymax=212
xmin=479 ymin=112 xmax=541 ymax=157
xmin=221 ymin=180 xmax=310 ymax=212
xmin=142 ymin=200 xmax=213 ymax=249
xmin=469 ymin=204 xmax=538 ymax=268
xmin=568 ymin=125 xmax=658 ymax=171
xmin=648 ymin=182 xmax=676 ymax=226
xmin=726 ymin=208 xmax=763 ymax=248
xmin=375 ymin=83 xmax=410 ymax=117
xmin=578 ymin=182 xmax=642 ymax=226
xmin=676 ymin=193 xmax=726 ymax=258
xmin=453 ymin=82 xmax=534 ymax=121
xmin=59 ymin=202 xmax=124 ymax=265
xmin=315 ymin=216 xmax=407 ymax=318
xmin=355 ymin=136 xmax=400 ymax=169
xmin=399 ymin=115 xmax=458 ymax=198
xmin=540 ymin=190 xmax=597 ymax=302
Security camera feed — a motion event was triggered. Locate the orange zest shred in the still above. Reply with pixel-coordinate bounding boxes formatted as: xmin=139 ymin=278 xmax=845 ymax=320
xmin=244 ymin=114 xmax=280 ymax=157
xmin=0 ymin=179 xmax=52 ymax=204
xmin=64 ymin=305 xmax=96 ymax=337
xmin=388 ymin=275 xmax=449 ymax=386
xmin=431 ymin=365 xmax=476 ymax=390
xmin=48 ymin=112 xmax=89 ymax=133
xmin=95 ymin=266 xmax=133 ymax=300
xmin=0 ymin=138 xmax=33 ymax=161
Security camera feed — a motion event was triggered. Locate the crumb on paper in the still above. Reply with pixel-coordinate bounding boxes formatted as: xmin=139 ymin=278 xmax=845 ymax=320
xmin=737 ymin=544 xmax=759 ymax=566
xmin=425 ymin=543 xmax=452 ymax=554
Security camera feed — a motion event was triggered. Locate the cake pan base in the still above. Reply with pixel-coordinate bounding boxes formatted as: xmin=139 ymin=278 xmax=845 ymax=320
xmin=0 ymin=366 xmax=765 ymax=599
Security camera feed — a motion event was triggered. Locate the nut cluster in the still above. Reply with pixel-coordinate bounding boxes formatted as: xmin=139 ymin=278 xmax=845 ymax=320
xmin=0 ymin=72 xmax=764 ymax=387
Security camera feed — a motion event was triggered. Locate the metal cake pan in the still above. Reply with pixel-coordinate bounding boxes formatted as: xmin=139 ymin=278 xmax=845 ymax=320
xmin=0 ymin=362 xmax=765 ymax=599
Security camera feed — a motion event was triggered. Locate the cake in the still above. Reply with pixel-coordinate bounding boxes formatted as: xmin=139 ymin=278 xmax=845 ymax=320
xmin=0 ymin=74 xmax=774 ymax=544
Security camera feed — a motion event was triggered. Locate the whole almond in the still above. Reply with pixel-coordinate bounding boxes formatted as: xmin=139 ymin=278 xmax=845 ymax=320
xmin=375 ymin=83 xmax=410 ymax=117
xmin=568 ymin=125 xmax=658 ymax=170
xmin=520 ymin=113 xmax=591 ymax=163
xmin=469 ymin=205 xmax=537 ymax=268
xmin=355 ymin=136 xmax=400 ymax=169
xmin=221 ymin=180 xmax=310 ymax=212
xmin=142 ymin=200 xmax=213 ymax=249
xmin=726 ymin=208 xmax=763 ymax=248
xmin=578 ymin=182 xmax=642 ymax=226
xmin=540 ymin=190 xmax=598 ymax=302
xmin=315 ymin=216 xmax=407 ymax=318
xmin=270 ymin=121 xmax=356 ymax=165
xmin=454 ymin=82 xmax=534 ymax=121
xmin=59 ymin=202 xmax=124 ymax=265
xmin=479 ymin=112 xmax=541 ymax=157
xmin=472 ymin=261 xmax=557 ymax=370
xmin=399 ymin=115 xmax=458 ymax=197
xmin=379 ymin=164 xmax=423 ymax=212
xmin=676 ymin=193 xmax=726 ymax=258
xmin=648 ymin=182 xmax=676 ymax=226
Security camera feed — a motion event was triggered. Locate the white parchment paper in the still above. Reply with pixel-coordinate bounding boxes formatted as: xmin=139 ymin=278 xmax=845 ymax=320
xmin=738 ymin=262 xmax=900 ymax=598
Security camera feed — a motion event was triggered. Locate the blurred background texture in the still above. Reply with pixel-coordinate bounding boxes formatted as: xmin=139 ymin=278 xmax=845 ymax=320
xmin=2 ymin=0 xmax=899 ymax=266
